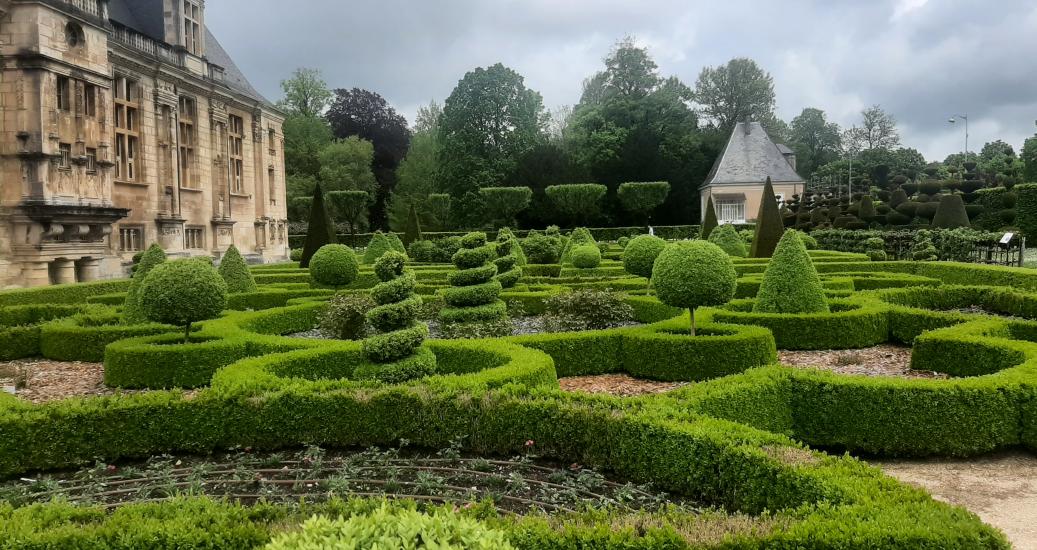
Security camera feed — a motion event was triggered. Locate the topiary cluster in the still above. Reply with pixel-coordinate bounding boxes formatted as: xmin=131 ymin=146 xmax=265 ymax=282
xmin=570 ymin=244 xmax=601 ymax=269
xmin=492 ymin=233 xmax=523 ymax=289
xmin=122 ymin=244 xmax=166 ymax=324
xmin=440 ymin=232 xmax=507 ymax=325
xmin=911 ymin=230 xmax=939 ymax=261
xmin=560 ymin=227 xmax=596 ymax=265
xmin=707 ymin=224 xmax=748 ymax=257
xmin=308 ymin=244 xmax=359 ymax=290
xmin=652 ymin=240 xmax=737 ymax=335
xmin=865 ymin=237 xmax=887 ymax=261
xmin=753 ymin=230 xmax=829 ymax=314
xmin=217 ymin=245 xmax=257 ymax=293
xmin=358 ymin=251 xmax=435 ymax=383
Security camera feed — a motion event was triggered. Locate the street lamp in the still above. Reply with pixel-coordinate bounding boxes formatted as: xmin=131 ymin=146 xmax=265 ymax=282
xmin=948 ymin=114 xmax=969 ymax=162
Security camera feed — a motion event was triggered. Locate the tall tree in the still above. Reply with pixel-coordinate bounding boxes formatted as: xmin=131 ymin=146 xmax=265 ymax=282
xmin=282 ymin=115 xmax=333 ymax=181
xmin=278 ymin=68 xmax=332 ymax=118
xmin=388 ymin=102 xmax=443 ymax=231
xmin=1022 ymin=136 xmax=1037 ymax=182
xmin=318 ymin=137 xmax=377 ymax=194
xmin=789 ymin=108 xmax=842 ymax=178
xmin=585 ymin=36 xmax=662 ymax=102
xmin=325 ymin=88 xmax=411 ymax=229
xmin=846 ymin=105 xmax=900 ymax=151
xmin=437 ymin=63 xmax=547 ymax=197
xmin=693 ymin=58 xmax=776 ymax=131
xmin=980 ymin=140 xmax=1016 ymax=161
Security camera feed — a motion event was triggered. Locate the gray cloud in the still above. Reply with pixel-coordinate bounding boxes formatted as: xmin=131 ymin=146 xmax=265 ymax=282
xmin=207 ymin=0 xmax=1037 ymax=160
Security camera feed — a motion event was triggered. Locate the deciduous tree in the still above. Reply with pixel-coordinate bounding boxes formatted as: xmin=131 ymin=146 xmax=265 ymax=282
xmin=693 ymin=58 xmax=776 ymax=131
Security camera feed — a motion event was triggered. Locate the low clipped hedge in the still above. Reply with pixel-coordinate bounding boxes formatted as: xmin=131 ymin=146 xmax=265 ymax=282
xmin=0 ymin=279 xmax=130 ymax=307
xmin=39 ymin=310 xmax=175 ymax=362
xmin=0 ymin=304 xmax=99 ymax=360
xmin=712 ymin=296 xmax=890 ymax=350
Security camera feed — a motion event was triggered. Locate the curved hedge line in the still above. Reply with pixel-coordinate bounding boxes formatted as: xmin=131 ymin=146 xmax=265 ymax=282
xmin=711 ymin=296 xmax=890 ymax=350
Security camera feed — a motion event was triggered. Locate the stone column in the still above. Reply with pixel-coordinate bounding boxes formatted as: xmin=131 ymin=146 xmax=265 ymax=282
xmin=51 ymin=259 xmax=77 ymax=285
xmin=76 ymin=258 xmax=102 ymax=282
xmin=20 ymin=261 xmax=51 ymax=287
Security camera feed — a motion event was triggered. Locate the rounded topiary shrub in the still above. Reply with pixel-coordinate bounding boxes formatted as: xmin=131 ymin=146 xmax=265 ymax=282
xmin=139 ymin=259 xmax=228 ymax=342
xmin=707 ymin=224 xmax=748 ymax=257
xmin=362 ymin=231 xmax=395 ymax=264
xmin=652 ymin=240 xmax=737 ymax=335
xmin=217 ymin=244 xmax=257 ymax=293
xmin=493 ymin=235 xmax=523 ymax=289
xmin=560 ymin=227 xmax=596 ymax=264
xmin=753 ymin=230 xmax=829 ymax=314
xmin=122 ymin=243 xmax=166 ymax=325
xmin=309 ymin=244 xmax=359 ymax=289
xmin=440 ymin=232 xmax=507 ymax=325
xmin=571 ymin=244 xmax=601 ymax=269
xmin=359 ymin=251 xmax=434 ymax=383
xmin=319 ymin=292 xmax=375 ymax=340
xmin=622 ymin=234 xmax=666 ymax=283
xmin=263 ymin=506 xmax=514 ymax=550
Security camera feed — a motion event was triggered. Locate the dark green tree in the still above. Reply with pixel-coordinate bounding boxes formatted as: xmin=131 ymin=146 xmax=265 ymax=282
xmin=545 ymin=184 xmax=607 ymax=226
xmin=403 ymin=203 xmax=423 ymax=245
xmin=693 ymin=58 xmax=776 ymax=131
xmin=931 ymin=194 xmax=971 ymax=229
xmin=478 ymin=186 xmax=533 ymax=228
xmin=750 ymin=178 xmax=784 ymax=258
xmin=300 ymin=183 xmax=337 ymax=268
xmin=617 ymin=181 xmax=670 ymax=227
xmin=701 ymin=195 xmax=719 ymax=239
xmin=753 ymin=231 xmax=828 ymax=314
xmin=327 ymin=190 xmax=372 ymax=247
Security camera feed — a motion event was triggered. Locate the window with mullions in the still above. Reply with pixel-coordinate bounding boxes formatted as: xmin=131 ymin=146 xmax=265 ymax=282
xmin=229 ymin=115 xmax=245 ymax=194
xmin=114 ymin=76 xmax=140 ymax=181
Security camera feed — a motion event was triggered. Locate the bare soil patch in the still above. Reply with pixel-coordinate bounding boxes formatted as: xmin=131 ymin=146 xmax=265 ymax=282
xmin=779 ymin=344 xmax=947 ymax=379
xmin=559 ymin=374 xmax=688 ymax=397
xmin=0 ymin=359 xmax=176 ymax=404
xmin=874 ymin=451 xmax=1037 ymax=549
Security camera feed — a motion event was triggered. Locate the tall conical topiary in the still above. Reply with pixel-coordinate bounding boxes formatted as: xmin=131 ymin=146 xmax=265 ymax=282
xmin=707 ymin=224 xmax=748 ymax=257
xmin=122 ymin=244 xmax=166 ymax=324
xmin=496 ymin=227 xmax=526 ymax=266
xmin=932 ymin=194 xmax=971 ymax=229
xmin=363 ymin=231 xmax=396 ymax=264
xmin=357 ymin=251 xmax=435 ymax=383
xmin=403 ymin=203 xmax=423 ymax=245
xmin=753 ymin=230 xmax=828 ymax=314
xmin=701 ymin=195 xmax=719 ymax=240
xmin=300 ymin=183 xmax=337 ymax=268
xmin=218 ymin=244 xmax=257 ymax=293
xmin=440 ymin=232 xmax=507 ymax=325
xmin=388 ymin=232 xmax=408 ymax=256
xmin=751 ymin=178 xmax=784 ymax=258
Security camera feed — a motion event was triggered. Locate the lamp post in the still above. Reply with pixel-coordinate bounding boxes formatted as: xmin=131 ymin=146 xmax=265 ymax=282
xmin=948 ymin=114 xmax=969 ymax=162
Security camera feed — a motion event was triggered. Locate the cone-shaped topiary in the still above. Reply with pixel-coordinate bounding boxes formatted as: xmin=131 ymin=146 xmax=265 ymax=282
xmin=492 ymin=235 xmax=523 ymax=289
xmin=139 ymin=259 xmax=228 ymax=342
xmin=363 ymin=231 xmax=396 ymax=264
xmin=751 ymin=178 xmax=784 ymax=258
xmin=299 ymin=183 xmax=337 ymax=268
xmin=753 ymin=230 xmax=828 ymax=314
xmin=388 ymin=233 xmax=408 ymax=256
xmin=931 ymin=194 xmax=971 ymax=229
xmin=571 ymin=244 xmax=601 ymax=269
xmin=859 ymin=196 xmax=878 ymax=221
xmin=707 ymin=224 xmax=747 ymax=257
xmin=701 ymin=195 xmax=719 ymax=240
xmin=309 ymin=244 xmax=359 ymax=289
xmin=440 ymin=232 xmax=506 ymax=324
xmin=403 ymin=203 xmax=423 ymax=245
xmin=496 ymin=227 xmax=527 ymax=266
xmin=122 ymin=244 xmax=166 ymax=324
xmin=560 ymin=227 xmax=595 ymax=265
xmin=217 ymin=244 xmax=257 ymax=293
xmin=622 ymin=234 xmax=666 ymax=283
xmin=652 ymin=240 xmax=737 ymax=335
xmin=358 ymin=251 xmax=435 ymax=383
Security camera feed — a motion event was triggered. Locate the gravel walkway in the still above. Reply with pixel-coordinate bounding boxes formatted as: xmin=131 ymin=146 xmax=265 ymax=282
xmin=558 ymin=374 xmax=688 ymax=397
xmin=779 ymin=345 xmax=948 ymax=379
xmin=0 ymin=359 xmax=187 ymax=404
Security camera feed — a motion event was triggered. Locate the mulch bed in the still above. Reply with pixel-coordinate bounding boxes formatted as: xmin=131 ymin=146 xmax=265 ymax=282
xmin=0 ymin=359 xmax=184 ymax=404
xmin=558 ymin=374 xmax=688 ymax=397
xmin=779 ymin=345 xmax=948 ymax=379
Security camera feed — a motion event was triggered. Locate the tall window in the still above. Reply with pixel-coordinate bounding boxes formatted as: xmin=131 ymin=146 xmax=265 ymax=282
xmin=268 ymin=128 xmax=276 ymax=155
xmin=83 ymin=83 xmax=97 ymax=117
xmin=185 ymin=227 xmax=205 ymax=249
xmin=716 ymin=199 xmax=746 ymax=224
xmin=178 ymin=96 xmax=197 ymax=188
xmin=56 ymin=76 xmax=71 ymax=111
xmin=85 ymin=148 xmax=97 ymax=173
xmin=183 ymin=1 xmax=201 ymax=55
xmin=57 ymin=143 xmax=72 ymax=169
xmin=268 ymin=168 xmax=276 ymax=205
xmin=119 ymin=226 xmax=143 ymax=252
xmin=229 ymin=115 xmax=245 ymax=194
xmin=114 ymin=76 xmax=139 ymax=181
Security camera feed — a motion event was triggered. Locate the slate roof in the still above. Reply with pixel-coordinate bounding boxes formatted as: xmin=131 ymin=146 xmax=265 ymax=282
xmin=703 ymin=122 xmax=804 ymax=188
xmin=108 ymin=0 xmax=271 ymax=105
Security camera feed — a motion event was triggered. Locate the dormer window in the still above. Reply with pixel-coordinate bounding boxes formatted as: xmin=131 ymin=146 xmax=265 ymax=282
xmin=183 ymin=1 xmax=202 ymax=55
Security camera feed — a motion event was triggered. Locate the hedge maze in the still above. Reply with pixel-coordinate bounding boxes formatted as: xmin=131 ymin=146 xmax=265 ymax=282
xmin=4 ymin=240 xmax=1037 ymax=548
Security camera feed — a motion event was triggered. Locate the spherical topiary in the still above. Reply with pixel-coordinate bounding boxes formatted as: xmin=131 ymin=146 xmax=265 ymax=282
xmin=571 ymin=244 xmax=601 ymax=269
xmin=618 ymin=236 xmax=630 ymax=248
xmin=651 ymin=240 xmax=737 ymax=335
xmin=262 ymin=506 xmax=515 ymax=550
xmin=359 ymin=251 xmax=434 ymax=382
xmin=622 ymin=235 xmax=666 ymax=282
xmin=309 ymin=244 xmax=359 ymax=289
xmin=217 ymin=244 xmax=257 ymax=293
xmin=139 ymin=259 xmax=228 ymax=342
xmin=440 ymin=232 xmax=507 ymax=325
xmin=362 ymin=231 xmax=395 ymax=264
xmin=707 ymin=224 xmax=747 ymax=257
xmin=122 ymin=243 xmax=166 ymax=325
xmin=753 ymin=231 xmax=829 ymax=314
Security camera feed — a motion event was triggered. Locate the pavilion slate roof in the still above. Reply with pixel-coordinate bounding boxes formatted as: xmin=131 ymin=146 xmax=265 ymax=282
xmin=703 ymin=122 xmax=804 ymax=188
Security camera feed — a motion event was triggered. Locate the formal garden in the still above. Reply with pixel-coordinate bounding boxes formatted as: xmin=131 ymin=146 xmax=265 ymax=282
xmin=5 ymin=176 xmax=1037 ymax=547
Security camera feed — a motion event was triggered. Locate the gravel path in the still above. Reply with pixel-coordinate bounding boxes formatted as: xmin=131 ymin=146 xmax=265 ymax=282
xmin=0 ymin=359 xmax=190 ymax=404
xmin=559 ymin=374 xmax=688 ymax=397
xmin=779 ymin=345 xmax=948 ymax=379
xmin=874 ymin=451 xmax=1037 ymax=548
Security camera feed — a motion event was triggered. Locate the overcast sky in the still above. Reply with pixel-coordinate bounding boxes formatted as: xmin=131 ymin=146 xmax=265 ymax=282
xmin=207 ymin=0 xmax=1037 ymax=161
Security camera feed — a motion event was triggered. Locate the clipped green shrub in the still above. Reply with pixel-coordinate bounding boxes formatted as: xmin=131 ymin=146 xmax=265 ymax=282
xmin=911 ymin=230 xmax=939 ymax=261
xmin=388 ymin=232 xmax=407 ymax=255
xmin=754 ymin=231 xmax=829 ymax=314
xmin=708 ymin=224 xmax=748 ymax=257
xmin=932 ymin=194 xmax=971 ymax=229
xmin=362 ymin=231 xmax=396 ymax=264
xmin=543 ymin=288 xmax=634 ymax=331
xmin=299 ymin=183 xmax=337 ymax=268
xmin=652 ymin=240 xmax=737 ymax=335
xmin=545 ymin=183 xmax=607 ymax=225
xmin=492 ymin=234 xmax=523 ymax=289
xmin=701 ymin=195 xmax=719 ymax=240
xmin=289 ymin=248 xmax=303 ymax=262
xmin=139 ymin=259 xmax=228 ymax=342
xmin=122 ymin=244 xmax=166 ymax=324
xmin=560 ymin=227 xmax=596 ymax=264
xmin=218 ymin=245 xmax=257 ymax=293
xmin=360 ymin=251 xmax=434 ymax=382
xmin=865 ymin=237 xmax=888 ymax=261
xmin=751 ymin=178 xmax=784 ymax=258
xmin=797 ymin=231 xmax=818 ymax=250
xmin=319 ymin=293 xmax=374 ymax=340
xmin=263 ymin=506 xmax=514 ymax=550
xmin=440 ymin=232 xmax=506 ymax=325
xmin=617 ymin=181 xmax=670 ymax=226
xmin=521 ymin=232 xmax=563 ymax=264
xmin=496 ymin=227 xmax=527 ymax=266
xmin=571 ymin=244 xmax=602 ymax=269
xmin=309 ymin=244 xmax=359 ymax=289
xmin=622 ymin=235 xmax=666 ymax=284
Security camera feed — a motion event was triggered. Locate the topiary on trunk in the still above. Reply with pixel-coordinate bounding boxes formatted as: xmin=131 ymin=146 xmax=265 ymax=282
xmin=122 ymin=244 xmax=166 ymax=325
xmin=299 ymin=183 xmax=337 ymax=268
xmin=701 ymin=196 xmax=719 ymax=240
xmin=751 ymin=178 xmax=784 ymax=258
xmin=707 ymin=224 xmax=748 ymax=257
xmin=753 ymin=230 xmax=828 ymax=314
xmin=139 ymin=259 xmax=228 ymax=343
xmin=440 ymin=232 xmax=506 ymax=325
xmin=357 ymin=251 xmax=435 ymax=383
xmin=651 ymin=240 xmax=737 ymax=335
xmin=217 ymin=244 xmax=257 ymax=293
